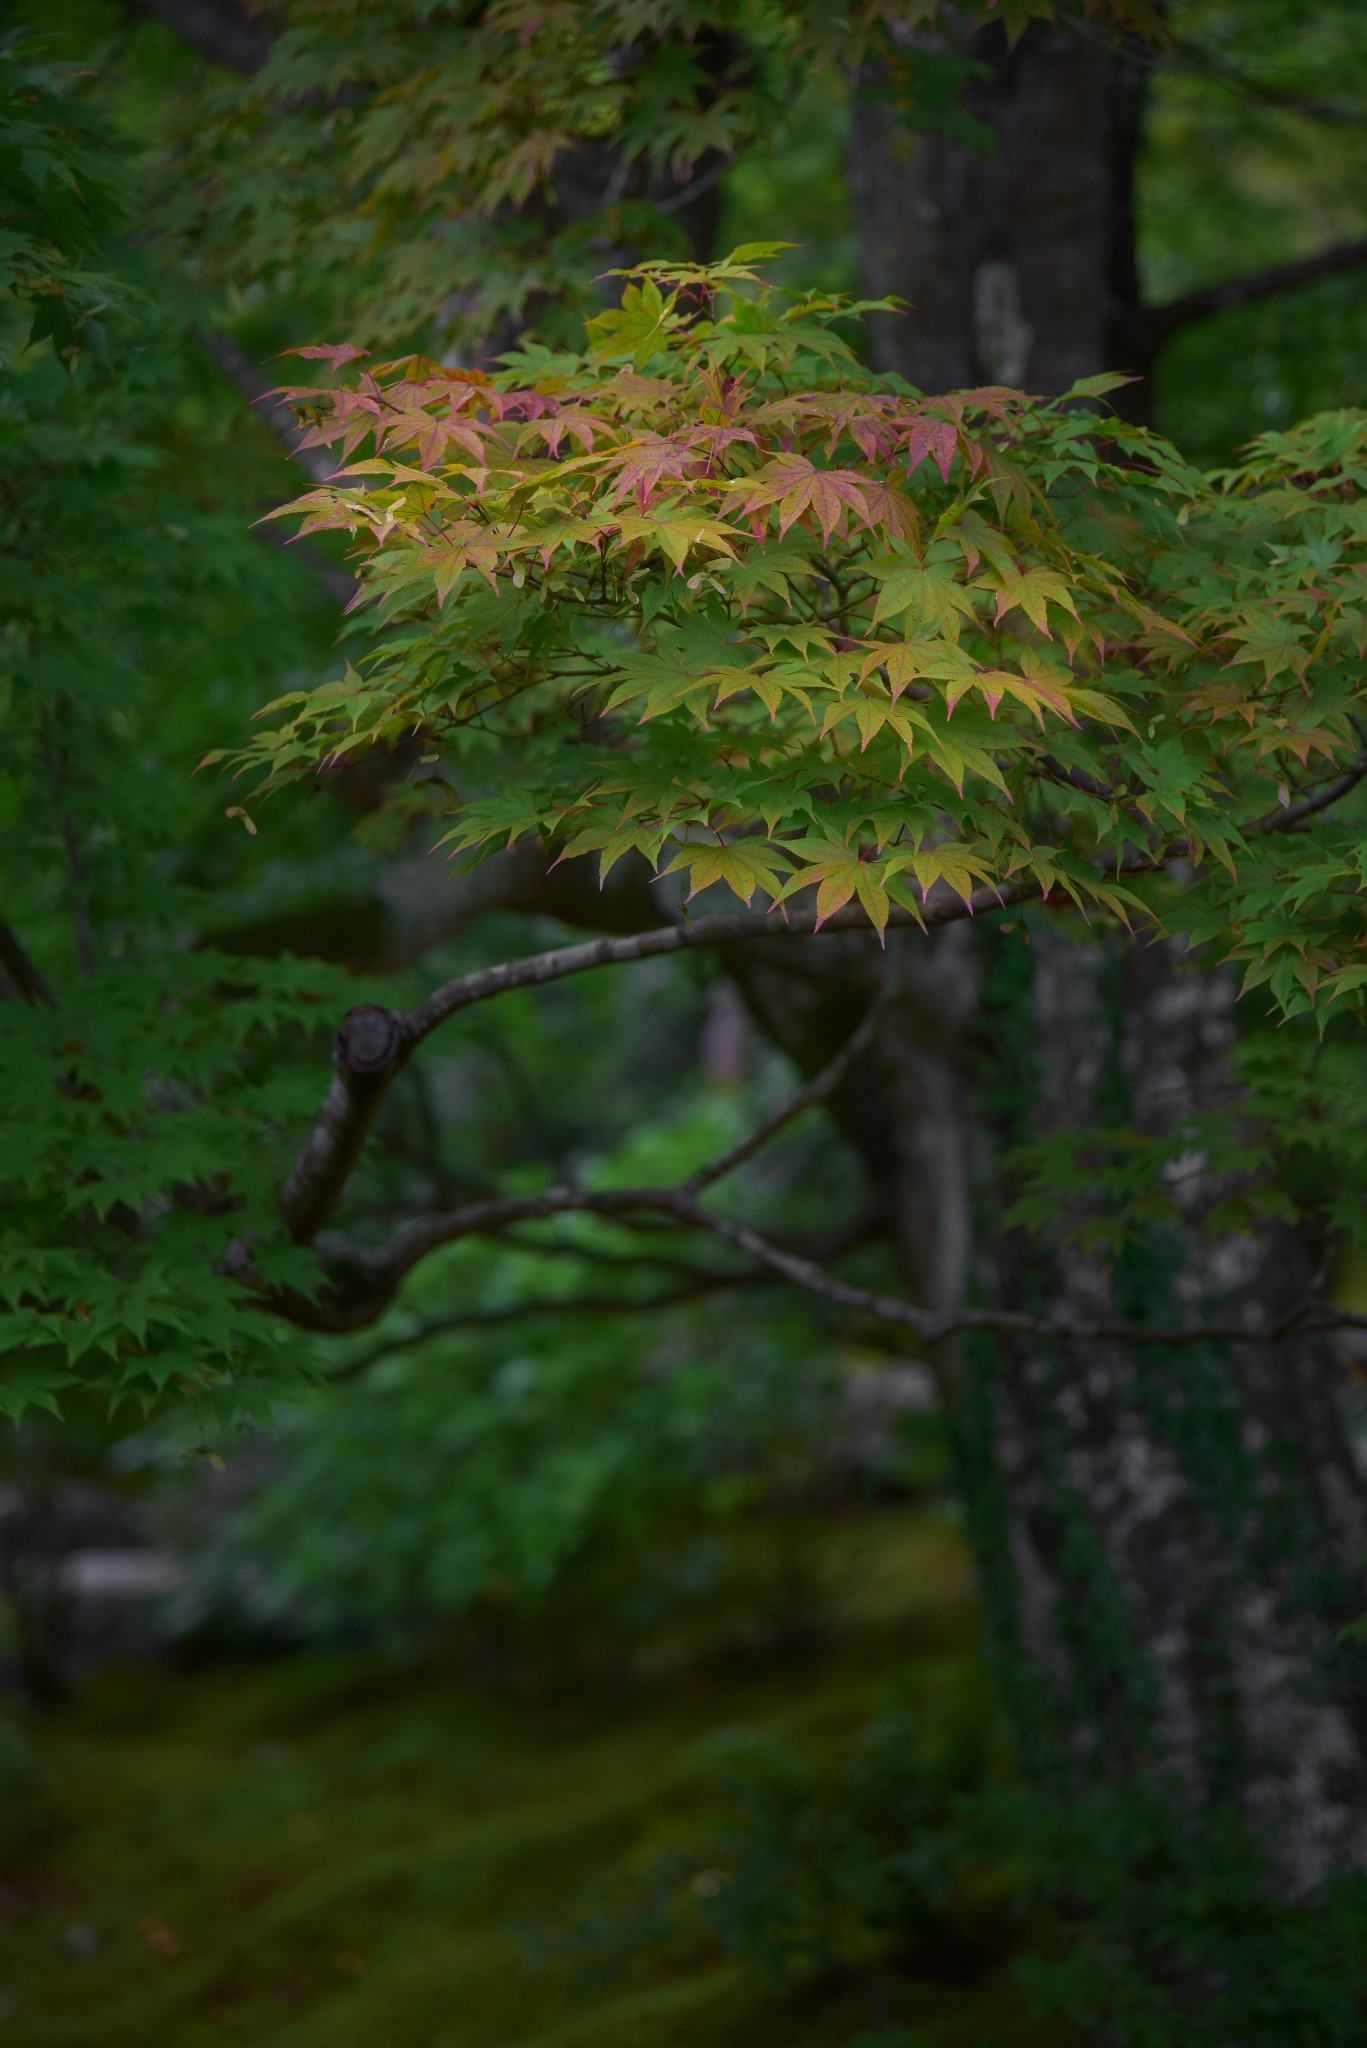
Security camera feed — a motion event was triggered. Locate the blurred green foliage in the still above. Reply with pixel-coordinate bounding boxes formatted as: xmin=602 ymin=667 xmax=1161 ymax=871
xmin=1 ymin=4 xmax=1366 ymax=2043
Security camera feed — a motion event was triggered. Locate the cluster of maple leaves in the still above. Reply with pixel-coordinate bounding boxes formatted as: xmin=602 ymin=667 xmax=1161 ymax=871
xmin=220 ymin=253 xmax=1367 ymax=1018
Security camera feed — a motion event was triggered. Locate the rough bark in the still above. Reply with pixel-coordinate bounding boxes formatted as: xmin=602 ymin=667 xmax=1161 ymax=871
xmin=719 ymin=910 xmax=1367 ymax=1891
xmin=848 ymin=16 xmax=1148 ymax=398
xmin=840 ymin=8 xmax=1367 ymax=1890
xmin=983 ymin=931 xmax=1367 ymax=1893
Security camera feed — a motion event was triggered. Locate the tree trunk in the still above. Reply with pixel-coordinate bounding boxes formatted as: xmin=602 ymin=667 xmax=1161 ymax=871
xmin=816 ymin=16 xmax=1367 ymax=1891
xmin=978 ymin=927 xmax=1367 ymax=1892
xmin=724 ymin=911 xmax=1367 ymax=1893
xmin=848 ymin=15 xmax=1148 ymax=401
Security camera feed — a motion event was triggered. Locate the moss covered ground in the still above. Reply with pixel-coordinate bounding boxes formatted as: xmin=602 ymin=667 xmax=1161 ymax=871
xmin=0 ymin=1511 xmax=1064 ymax=2047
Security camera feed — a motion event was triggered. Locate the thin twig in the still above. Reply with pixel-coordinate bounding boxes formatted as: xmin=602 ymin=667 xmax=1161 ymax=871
xmin=288 ymin=1180 xmax=1367 ymax=1353
xmin=324 ymin=1270 xmax=781 ymax=1382
xmin=684 ymin=978 xmax=894 ymax=1195
xmin=279 ymin=751 xmax=1367 ymax=1248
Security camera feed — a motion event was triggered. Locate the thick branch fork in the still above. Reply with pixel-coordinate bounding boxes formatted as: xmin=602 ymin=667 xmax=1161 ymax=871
xmin=278 ymin=879 xmax=1045 ymax=1244
xmin=280 ymin=1179 xmax=1366 ymax=1356
xmin=279 ymin=752 xmax=1367 ymax=1249
xmin=264 ymin=751 xmax=1367 ymax=1355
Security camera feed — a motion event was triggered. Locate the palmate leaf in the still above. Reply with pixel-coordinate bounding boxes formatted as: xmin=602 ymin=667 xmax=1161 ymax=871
xmin=663 ymin=840 xmax=793 ymax=905
xmin=237 ymin=254 xmax=1367 ymax=1015
xmin=773 ymin=840 xmax=897 ymax=934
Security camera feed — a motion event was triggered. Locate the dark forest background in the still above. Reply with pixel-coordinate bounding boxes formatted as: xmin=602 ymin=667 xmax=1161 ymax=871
xmin=3 ymin=4 xmax=1367 ymax=2044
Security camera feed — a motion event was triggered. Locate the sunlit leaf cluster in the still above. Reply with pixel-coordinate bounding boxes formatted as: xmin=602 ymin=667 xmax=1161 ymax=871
xmin=227 ymin=256 xmax=1367 ymax=1015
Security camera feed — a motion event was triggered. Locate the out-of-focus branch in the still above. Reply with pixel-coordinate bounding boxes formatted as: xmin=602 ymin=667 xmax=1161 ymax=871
xmin=1147 ymin=239 xmax=1367 ymax=349
xmin=200 ymin=331 xmax=338 ymax=485
xmin=270 ymin=1179 xmax=1367 ymax=1359
xmin=325 ymin=1269 xmax=784 ymax=1382
xmin=0 ymin=919 xmax=56 ymax=1008
xmin=684 ymin=977 xmax=894 ymax=1195
xmin=199 ymin=331 xmax=357 ymax=604
xmin=123 ymin=0 xmax=272 ymax=75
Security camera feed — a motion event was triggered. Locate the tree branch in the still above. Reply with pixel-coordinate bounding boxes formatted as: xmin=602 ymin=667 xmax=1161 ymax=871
xmin=277 ymin=750 xmax=1367 ymax=1253
xmin=0 ymin=919 xmax=56 ymax=1008
xmin=1147 ymin=239 xmax=1367 ymax=349
xmin=122 ymin=0 xmax=272 ymax=75
xmin=278 ymin=883 xmax=1037 ymax=1245
xmin=325 ymin=1270 xmax=783 ymax=1382
xmin=200 ymin=331 xmax=339 ymax=487
xmin=684 ymin=976 xmax=895 ymax=1196
xmin=273 ymin=1179 xmax=1367 ymax=1359
xmin=1244 ymin=748 xmax=1367 ymax=835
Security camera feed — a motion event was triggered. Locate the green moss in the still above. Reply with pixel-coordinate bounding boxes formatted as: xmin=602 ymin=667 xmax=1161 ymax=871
xmin=0 ymin=1510 xmax=1058 ymax=2048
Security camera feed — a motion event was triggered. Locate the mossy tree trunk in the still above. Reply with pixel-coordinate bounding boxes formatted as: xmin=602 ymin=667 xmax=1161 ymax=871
xmin=724 ymin=915 xmax=1367 ymax=1892
xmin=720 ymin=22 xmax=1367 ymax=1888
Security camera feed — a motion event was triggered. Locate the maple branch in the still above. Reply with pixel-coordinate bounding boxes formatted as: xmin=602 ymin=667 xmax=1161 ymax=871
xmin=122 ymin=0 xmax=271 ymax=75
xmin=278 ymin=888 xmax=1030 ymax=1244
xmin=1146 ymin=239 xmax=1367 ymax=349
xmin=1243 ymin=748 xmax=1367 ymax=835
xmin=279 ymin=745 xmax=1367 ymax=1250
xmin=683 ymin=977 xmax=894 ymax=1196
xmin=278 ymin=1178 xmax=1367 ymax=1360
xmin=0 ymin=919 xmax=56 ymax=1009
xmin=325 ymin=1269 xmax=781 ymax=1381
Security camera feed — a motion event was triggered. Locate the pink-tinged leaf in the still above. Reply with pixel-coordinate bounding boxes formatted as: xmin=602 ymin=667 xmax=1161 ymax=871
xmin=904 ymin=416 xmax=958 ymax=483
xmin=282 ymin=342 xmax=370 ymax=366
xmin=808 ymin=470 xmax=875 ymax=544
xmin=861 ymin=477 xmax=920 ymax=541
xmin=610 ymin=436 xmax=699 ymax=511
xmin=814 ymin=868 xmax=858 ymax=927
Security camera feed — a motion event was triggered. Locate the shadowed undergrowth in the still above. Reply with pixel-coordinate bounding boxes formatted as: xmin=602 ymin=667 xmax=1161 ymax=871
xmin=0 ymin=1509 xmax=1066 ymax=2048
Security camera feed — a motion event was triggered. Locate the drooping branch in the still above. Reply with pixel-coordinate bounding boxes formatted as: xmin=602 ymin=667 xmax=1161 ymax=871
xmin=326 ymin=1269 xmax=785 ymax=1382
xmin=122 ymin=0 xmax=272 ymax=75
xmin=0 ymin=919 xmax=56 ymax=1008
xmin=200 ymin=332 xmax=339 ymax=488
xmin=1146 ymin=238 xmax=1367 ymax=350
xmin=279 ymin=1178 xmax=1367 ymax=1358
xmin=278 ymin=749 xmax=1367 ymax=1252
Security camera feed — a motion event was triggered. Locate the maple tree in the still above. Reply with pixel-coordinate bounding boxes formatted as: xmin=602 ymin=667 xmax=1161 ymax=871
xmin=201 ymin=252 xmax=1367 ymax=1322
xmin=7 ymin=0 xmax=1367 ymax=1961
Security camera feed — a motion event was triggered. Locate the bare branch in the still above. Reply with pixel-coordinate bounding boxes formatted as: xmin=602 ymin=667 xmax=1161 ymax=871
xmin=200 ymin=331 xmax=339 ymax=486
xmin=684 ymin=977 xmax=895 ymax=1196
xmin=122 ymin=0 xmax=272 ymax=75
xmin=278 ymin=883 xmax=1038 ymax=1244
xmin=326 ymin=1270 xmax=782 ymax=1382
xmin=276 ymin=1179 xmax=1367 ymax=1360
xmin=1061 ymin=9 xmax=1367 ymax=128
xmin=0 ymin=920 xmax=56 ymax=1008
xmin=1148 ymin=239 xmax=1367 ymax=349
xmin=278 ymin=750 xmax=1367 ymax=1250
xmin=1243 ymin=749 xmax=1367 ymax=836
xmin=281 ymin=1006 xmax=404 ymax=1243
